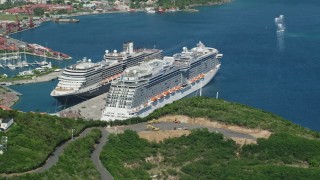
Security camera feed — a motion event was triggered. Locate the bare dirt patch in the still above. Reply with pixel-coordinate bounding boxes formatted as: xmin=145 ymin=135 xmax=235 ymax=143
xmin=138 ymin=130 xmax=190 ymax=143
xmin=157 ymin=115 xmax=272 ymax=139
xmin=0 ymin=90 xmax=19 ymax=107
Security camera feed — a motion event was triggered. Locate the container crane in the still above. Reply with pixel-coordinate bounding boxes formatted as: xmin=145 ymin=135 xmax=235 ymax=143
xmin=25 ymin=6 xmax=34 ymax=28
xmin=15 ymin=15 xmax=22 ymax=31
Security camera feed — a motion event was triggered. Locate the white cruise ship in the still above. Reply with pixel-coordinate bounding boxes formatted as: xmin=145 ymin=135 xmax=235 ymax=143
xmin=101 ymin=42 xmax=222 ymax=121
xmin=50 ymin=42 xmax=162 ymax=103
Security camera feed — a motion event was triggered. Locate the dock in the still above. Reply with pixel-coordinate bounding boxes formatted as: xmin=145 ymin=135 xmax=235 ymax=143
xmin=53 ymin=18 xmax=79 ymax=23
xmin=59 ymin=93 xmax=107 ymax=120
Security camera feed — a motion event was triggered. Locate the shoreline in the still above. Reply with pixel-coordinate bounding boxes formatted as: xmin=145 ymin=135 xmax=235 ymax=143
xmin=8 ymin=71 xmax=62 ymax=85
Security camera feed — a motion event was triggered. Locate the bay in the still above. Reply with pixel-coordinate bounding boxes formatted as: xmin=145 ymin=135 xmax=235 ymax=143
xmin=7 ymin=0 xmax=320 ymax=130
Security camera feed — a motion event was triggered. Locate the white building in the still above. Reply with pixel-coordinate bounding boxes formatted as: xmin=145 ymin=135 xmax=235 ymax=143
xmin=0 ymin=118 xmax=14 ymax=131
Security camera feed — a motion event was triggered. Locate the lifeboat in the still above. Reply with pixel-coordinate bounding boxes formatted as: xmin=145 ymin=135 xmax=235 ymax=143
xmin=151 ymin=97 xmax=157 ymax=102
xmin=199 ymin=74 xmax=205 ymax=79
xmin=169 ymin=88 xmax=176 ymax=93
xmin=158 ymin=94 xmax=164 ymax=99
xmin=163 ymin=91 xmax=170 ymax=96
xmin=175 ymin=86 xmax=182 ymax=91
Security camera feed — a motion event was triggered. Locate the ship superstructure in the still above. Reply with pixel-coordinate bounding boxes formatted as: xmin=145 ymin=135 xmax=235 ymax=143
xmin=50 ymin=42 xmax=162 ymax=103
xmin=101 ymin=41 xmax=222 ymax=121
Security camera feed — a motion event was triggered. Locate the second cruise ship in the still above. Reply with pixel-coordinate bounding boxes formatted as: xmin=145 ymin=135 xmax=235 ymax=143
xmin=101 ymin=41 xmax=222 ymax=121
xmin=50 ymin=42 xmax=162 ymax=103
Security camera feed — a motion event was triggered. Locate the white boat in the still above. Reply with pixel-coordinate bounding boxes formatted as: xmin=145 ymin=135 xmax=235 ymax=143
xmin=38 ymin=61 xmax=49 ymax=66
xmin=16 ymin=62 xmax=24 ymax=68
xmin=18 ymin=70 xmax=34 ymax=76
xmin=21 ymin=61 xmax=29 ymax=67
xmin=41 ymin=62 xmax=52 ymax=69
xmin=145 ymin=7 xmax=156 ymax=13
xmin=7 ymin=63 xmax=16 ymax=70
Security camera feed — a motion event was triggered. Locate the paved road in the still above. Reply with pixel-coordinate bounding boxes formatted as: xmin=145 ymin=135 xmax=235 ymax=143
xmin=35 ymin=128 xmax=96 ymax=173
xmin=0 ymin=122 xmax=256 ymax=178
xmin=1 ymin=128 xmax=114 ymax=180
xmin=91 ymin=128 xmax=114 ymax=180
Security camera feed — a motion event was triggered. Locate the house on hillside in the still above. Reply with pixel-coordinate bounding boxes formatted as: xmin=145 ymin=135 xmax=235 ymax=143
xmin=0 ymin=118 xmax=14 ymax=131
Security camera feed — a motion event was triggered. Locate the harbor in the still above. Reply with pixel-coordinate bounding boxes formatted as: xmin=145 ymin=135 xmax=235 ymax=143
xmin=4 ymin=0 xmax=320 ymax=132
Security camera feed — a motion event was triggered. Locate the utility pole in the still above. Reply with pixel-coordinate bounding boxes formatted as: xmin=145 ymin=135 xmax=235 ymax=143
xmin=71 ymin=129 xmax=75 ymax=140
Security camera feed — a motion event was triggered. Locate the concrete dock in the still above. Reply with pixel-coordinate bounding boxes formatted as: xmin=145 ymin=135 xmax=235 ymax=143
xmin=59 ymin=93 xmax=107 ymax=120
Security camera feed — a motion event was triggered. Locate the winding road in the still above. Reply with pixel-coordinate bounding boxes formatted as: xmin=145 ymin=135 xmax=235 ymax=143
xmin=0 ymin=122 xmax=256 ymax=179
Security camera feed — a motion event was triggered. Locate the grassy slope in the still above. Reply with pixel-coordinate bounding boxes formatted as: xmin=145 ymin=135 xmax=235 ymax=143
xmin=147 ymin=97 xmax=319 ymax=138
xmin=101 ymin=97 xmax=320 ymax=179
xmin=0 ymin=14 xmax=28 ymax=21
xmin=5 ymin=129 xmax=102 ymax=180
xmin=0 ymin=110 xmax=93 ymax=173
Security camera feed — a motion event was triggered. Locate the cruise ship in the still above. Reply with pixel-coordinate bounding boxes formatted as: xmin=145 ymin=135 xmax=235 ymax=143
xmin=101 ymin=42 xmax=222 ymax=121
xmin=50 ymin=42 xmax=162 ymax=103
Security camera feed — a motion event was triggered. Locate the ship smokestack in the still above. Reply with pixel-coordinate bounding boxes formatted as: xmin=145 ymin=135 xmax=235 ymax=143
xmin=124 ymin=41 xmax=134 ymax=54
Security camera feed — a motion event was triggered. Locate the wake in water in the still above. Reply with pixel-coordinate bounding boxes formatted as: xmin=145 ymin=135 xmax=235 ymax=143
xmin=275 ymin=15 xmax=285 ymax=51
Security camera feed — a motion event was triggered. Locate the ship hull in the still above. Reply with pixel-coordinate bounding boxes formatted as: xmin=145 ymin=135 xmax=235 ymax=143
xmin=53 ymin=83 xmax=111 ymax=104
xmin=101 ymin=64 xmax=220 ymax=121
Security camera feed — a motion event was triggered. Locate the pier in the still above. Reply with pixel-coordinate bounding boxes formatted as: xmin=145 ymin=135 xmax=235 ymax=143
xmin=59 ymin=93 xmax=107 ymax=120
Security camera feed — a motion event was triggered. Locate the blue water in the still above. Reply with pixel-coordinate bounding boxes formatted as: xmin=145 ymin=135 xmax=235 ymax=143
xmin=8 ymin=0 xmax=320 ymax=131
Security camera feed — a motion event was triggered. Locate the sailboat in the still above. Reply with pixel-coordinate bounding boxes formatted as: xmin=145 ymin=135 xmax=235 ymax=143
xmin=38 ymin=50 xmax=48 ymax=66
xmin=7 ymin=62 xmax=16 ymax=70
xmin=21 ymin=46 xmax=28 ymax=67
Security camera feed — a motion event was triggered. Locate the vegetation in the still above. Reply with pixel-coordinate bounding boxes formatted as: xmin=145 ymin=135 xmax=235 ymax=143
xmin=33 ymin=7 xmax=45 ymax=17
xmin=0 ymin=2 xmax=32 ymax=11
xmin=0 ymin=67 xmax=58 ymax=82
xmin=0 ymin=14 xmax=28 ymax=21
xmin=100 ymin=97 xmax=320 ymax=179
xmin=0 ymin=110 xmax=93 ymax=173
xmin=0 ymin=96 xmax=319 ymax=179
xmin=8 ymin=129 xmax=102 ymax=180
xmin=129 ymin=0 xmax=226 ymax=9
xmin=101 ymin=129 xmax=320 ymax=179
xmin=157 ymin=0 xmax=226 ymax=9
xmin=145 ymin=97 xmax=319 ymax=138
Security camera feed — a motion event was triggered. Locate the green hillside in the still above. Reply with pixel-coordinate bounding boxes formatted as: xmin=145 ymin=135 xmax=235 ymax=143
xmin=0 ymin=110 xmax=104 ymax=174
xmin=101 ymin=97 xmax=320 ymax=179
xmin=4 ymin=129 xmax=102 ymax=180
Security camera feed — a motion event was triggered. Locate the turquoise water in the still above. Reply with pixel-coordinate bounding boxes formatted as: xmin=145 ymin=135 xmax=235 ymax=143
xmin=8 ymin=0 xmax=320 ymax=130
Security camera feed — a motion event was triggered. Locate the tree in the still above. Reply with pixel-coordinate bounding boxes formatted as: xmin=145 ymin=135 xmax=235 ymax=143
xmin=33 ymin=8 xmax=45 ymax=17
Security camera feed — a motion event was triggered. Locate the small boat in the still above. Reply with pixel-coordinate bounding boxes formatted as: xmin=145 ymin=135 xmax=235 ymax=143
xmin=145 ymin=7 xmax=156 ymax=13
xmin=21 ymin=61 xmax=29 ymax=67
xmin=150 ymin=97 xmax=157 ymax=102
xmin=162 ymin=91 xmax=170 ymax=96
xmin=7 ymin=63 xmax=16 ymax=70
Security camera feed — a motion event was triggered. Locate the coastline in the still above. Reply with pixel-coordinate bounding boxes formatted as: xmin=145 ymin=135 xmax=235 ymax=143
xmin=0 ymin=85 xmax=21 ymax=108
xmin=5 ymin=70 xmax=62 ymax=86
